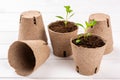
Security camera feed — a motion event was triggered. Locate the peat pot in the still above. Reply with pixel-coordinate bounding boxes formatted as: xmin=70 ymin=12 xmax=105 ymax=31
xmin=8 ymin=40 xmax=50 ymax=76
xmin=71 ymin=34 xmax=106 ymax=75
xmin=87 ymin=13 xmax=113 ymax=54
xmin=18 ymin=10 xmax=47 ymax=42
xmin=48 ymin=21 xmax=78 ymax=57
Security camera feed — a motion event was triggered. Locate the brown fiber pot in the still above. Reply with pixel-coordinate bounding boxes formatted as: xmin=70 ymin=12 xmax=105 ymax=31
xmin=8 ymin=40 xmax=50 ymax=76
xmin=71 ymin=34 xmax=106 ymax=76
xmin=18 ymin=10 xmax=47 ymax=42
xmin=87 ymin=13 xmax=113 ymax=54
xmin=48 ymin=26 xmax=78 ymax=57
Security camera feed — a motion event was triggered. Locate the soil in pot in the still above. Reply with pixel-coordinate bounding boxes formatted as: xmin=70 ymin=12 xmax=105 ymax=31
xmin=49 ymin=21 xmax=77 ymax=33
xmin=72 ymin=35 xmax=105 ymax=48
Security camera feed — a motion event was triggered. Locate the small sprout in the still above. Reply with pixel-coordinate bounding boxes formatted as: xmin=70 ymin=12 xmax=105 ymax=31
xmin=76 ymin=39 xmax=81 ymax=44
xmin=75 ymin=20 xmax=97 ymax=44
xmin=56 ymin=5 xmax=74 ymax=27
xmin=76 ymin=20 xmax=96 ymax=33
xmin=85 ymin=20 xmax=96 ymax=29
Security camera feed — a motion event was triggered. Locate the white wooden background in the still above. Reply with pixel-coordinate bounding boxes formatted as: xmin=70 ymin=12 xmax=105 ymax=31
xmin=0 ymin=0 xmax=120 ymax=80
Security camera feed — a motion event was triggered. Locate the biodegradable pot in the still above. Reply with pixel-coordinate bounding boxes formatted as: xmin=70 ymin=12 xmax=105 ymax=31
xmin=71 ymin=34 xmax=106 ymax=75
xmin=48 ymin=21 xmax=78 ymax=57
xmin=87 ymin=13 xmax=113 ymax=54
xmin=8 ymin=40 xmax=50 ymax=76
xmin=18 ymin=10 xmax=47 ymax=42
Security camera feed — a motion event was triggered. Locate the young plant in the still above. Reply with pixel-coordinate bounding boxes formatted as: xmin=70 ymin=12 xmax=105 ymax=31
xmin=75 ymin=20 xmax=97 ymax=44
xmin=56 ymin=5 xmax=74 ymax=27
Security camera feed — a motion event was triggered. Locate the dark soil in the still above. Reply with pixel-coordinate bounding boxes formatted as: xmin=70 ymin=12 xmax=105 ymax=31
xmin=49 ymin=21 xmax=77 ymax=33
xmin=72 ymin=35 xmax=105 ymax=48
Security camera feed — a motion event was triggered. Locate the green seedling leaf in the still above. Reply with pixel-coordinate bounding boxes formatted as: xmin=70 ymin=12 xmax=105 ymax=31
xmin=76 ymin=39 xmax=81 ymax=44
xmin=64 ymin=5 xmax=70 ymax=9
xmin=90 ymin=20 xmax=96 ymax=26
xmin=69 ymin=13 xmax=74 ymax=19
xmin=64 ymin=5 xmax=73 ymax=14
xmin=75 ymin=23 xmax=85 ymax=29
xmin=56 ymin=16 xmax=64 ymax=19
xmin=85 ymin=20 xmax=97 ymax=28
xmin=64 ymin=6 xmax=70 ymax=13
xmin=69 ymin=10 xmax=73 ymax=13
xmin=85 ymin=21 xmax=91 ymax=28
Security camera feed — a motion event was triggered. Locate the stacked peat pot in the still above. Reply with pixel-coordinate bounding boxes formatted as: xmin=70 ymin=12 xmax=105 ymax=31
xmin=18 ymin=10 xmax=47 ymax=41
xmin=48 ymin=6 xmax=78 ymax=57
xmin=87 ymin=13 xmax=113 ymax=54
xmin=8 ymin=11 xmax=50 ymax=76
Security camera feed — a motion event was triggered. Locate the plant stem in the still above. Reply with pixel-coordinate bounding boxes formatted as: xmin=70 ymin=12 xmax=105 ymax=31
xmin=84 ymin=28 xmax=87 ymax=33
xmin=65 ymin=12 xmax=68 ymax=27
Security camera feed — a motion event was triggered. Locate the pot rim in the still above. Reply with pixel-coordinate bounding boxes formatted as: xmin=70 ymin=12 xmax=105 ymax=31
xmin=8 ymin=40 xmax=37 ymax=76
xmin=48 ymin=20 xmax=78 ymax=34
xmin=21 ymin=10 xmax=41 ymax=19
xmin=10 ymin=40 xmax=36 ymax=64
xmin=70 ymin=33 xmax=107 ymax=49
xmin=89 ymin=13 xmax=110 ymax=22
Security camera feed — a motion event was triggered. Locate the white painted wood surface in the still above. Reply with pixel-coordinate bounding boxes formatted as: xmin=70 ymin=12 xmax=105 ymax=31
xmin=0 ymin=0 xmax=120 ymax=79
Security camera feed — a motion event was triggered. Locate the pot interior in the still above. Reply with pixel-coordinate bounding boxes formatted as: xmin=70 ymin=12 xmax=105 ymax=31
xmin=9 ymin=41 xmax=36 ymax=73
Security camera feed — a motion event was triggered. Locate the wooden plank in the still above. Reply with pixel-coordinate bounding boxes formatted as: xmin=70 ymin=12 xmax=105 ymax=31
xmin=0 ymin=59 xmax=120 ymax=79
xmin=0 ymin=78 xmax=119 ymax=80
xmin=0 ymin=0 xmax=119 ymax=14
xmin=0 ymin=78 xmax=105 ymax=80
xmin=0 ymin=31 xmax=18 ymax=44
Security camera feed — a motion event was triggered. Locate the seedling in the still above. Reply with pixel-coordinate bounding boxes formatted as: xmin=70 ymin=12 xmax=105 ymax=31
xmin=75 ymin=20 xmax=97 ymax=44
xmin=56 ymin=5 xmax=74 ymax=27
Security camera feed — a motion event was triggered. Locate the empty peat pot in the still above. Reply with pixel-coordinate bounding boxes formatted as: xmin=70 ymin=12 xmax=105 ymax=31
xmin=18 ymin=10 xmax=47 ymax=42
xmin=71 ymin=34 xmax=106 ymax=75
xmin=87 ymin=13 xmax=113 ymax=54
xmin=8 ymin=40 xmax=50 ymax=76
xmin=48 ymin=21 xmax=78 ymax=57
